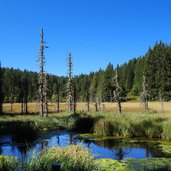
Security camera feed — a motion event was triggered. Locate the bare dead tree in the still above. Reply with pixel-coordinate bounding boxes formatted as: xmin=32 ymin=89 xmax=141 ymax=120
xmin=38 ymin=28 xmax=48 ymax=117
xmin=113 ymin=69 xmax=122 ymax=114
xmin=140 ymin=75 xmax=150 ymax=110
xmin=73 ymin=84 xmax=77 ymax=113
xmin=66 ymin=53 xmax=75 ymax=112
xmin=0 ymin=62 xmax=3 ymax=114
xmin=43 ymin=73 xmax=49 ymax=116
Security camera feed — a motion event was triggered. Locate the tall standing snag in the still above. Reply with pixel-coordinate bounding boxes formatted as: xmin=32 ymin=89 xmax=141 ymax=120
xmin=66 ymin=53 xmax=76 ymax=112
xmin=113 ymin=69 xmax=122 ymax=113
xmin=43 ymin=73 xmax=49 ymax=116
xmin=38 ymin=28 xmax=48 ymax=117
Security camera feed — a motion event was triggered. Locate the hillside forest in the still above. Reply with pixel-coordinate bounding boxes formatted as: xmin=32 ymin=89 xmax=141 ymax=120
xmin=0 ymin=41 xmax=171 ymax=105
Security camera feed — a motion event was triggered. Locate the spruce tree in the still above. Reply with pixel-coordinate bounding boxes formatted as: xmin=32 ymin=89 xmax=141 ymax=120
xmin=102 ymin=63 xmax=114 ymax=102
xmin=52 ymin=81 xmax=60 ymax=112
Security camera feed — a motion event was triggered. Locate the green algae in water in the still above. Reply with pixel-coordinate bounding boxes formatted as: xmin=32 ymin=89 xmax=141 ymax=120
xmin=126 ymin=158 xmax=171 ymax=171
xmin=79 ymin=134 xmax=171 ymax=156
xmin=96 ymin=158 xmax=171 ymax=171
xmin=96 ymin=158 xmax=127 ymax=171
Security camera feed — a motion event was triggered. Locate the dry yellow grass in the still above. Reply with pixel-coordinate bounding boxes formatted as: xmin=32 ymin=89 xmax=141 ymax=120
xmin=2 ymin=101 xmax=171 ymax=114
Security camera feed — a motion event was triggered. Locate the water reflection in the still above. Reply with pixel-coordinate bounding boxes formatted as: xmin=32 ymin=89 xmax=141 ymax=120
xmin=0 ymin=131 xmax=168 ymax=162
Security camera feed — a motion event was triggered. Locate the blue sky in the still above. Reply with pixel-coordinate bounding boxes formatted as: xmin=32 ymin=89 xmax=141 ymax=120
xmin=0 ymin=0 xmax=171 ymax=76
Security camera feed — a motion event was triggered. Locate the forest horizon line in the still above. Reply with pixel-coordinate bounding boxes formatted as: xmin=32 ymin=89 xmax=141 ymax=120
xmin=1 ymin=40 xmax=171 ymax=103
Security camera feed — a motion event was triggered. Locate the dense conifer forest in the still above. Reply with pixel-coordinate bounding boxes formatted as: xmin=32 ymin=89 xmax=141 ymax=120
xmin=1 ymin=41 xmax=171 ymax=104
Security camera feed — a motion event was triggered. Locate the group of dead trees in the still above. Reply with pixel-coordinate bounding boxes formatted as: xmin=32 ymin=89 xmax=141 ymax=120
xmin=39 ymin=29 xmax=77 ymax=116
xmin=0 ymin=29 xmax=166 ymax=116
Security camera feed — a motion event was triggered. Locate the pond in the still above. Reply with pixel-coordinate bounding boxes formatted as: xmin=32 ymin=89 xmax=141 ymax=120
xmin=0 ymin=130 xmax=170 ymax=163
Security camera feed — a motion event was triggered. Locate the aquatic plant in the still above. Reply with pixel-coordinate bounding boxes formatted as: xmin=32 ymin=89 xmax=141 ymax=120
xmin=126 ymin=158 xmax=171 ymax=171
xmin=96 ymin=158 xmax=127 ymax=171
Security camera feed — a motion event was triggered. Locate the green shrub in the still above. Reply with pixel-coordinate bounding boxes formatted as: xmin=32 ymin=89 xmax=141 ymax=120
xmin=29 ymin=145 xmax=97 ymax=171
xmin=0 ymin=155 xmax=18 ymax=171
xmin=163 ymin=119 xmax=171 ymax=140
xmin=74 ymin=116 xmax=95 ymax=133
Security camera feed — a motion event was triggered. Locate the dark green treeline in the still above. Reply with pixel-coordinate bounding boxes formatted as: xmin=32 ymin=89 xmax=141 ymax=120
xmin=1 ymin=41 xmax=171 ymax=104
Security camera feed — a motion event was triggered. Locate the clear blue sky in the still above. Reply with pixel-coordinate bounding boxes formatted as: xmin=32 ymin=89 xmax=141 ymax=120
xmin=0 ymin=0 xmax=171 ymax=76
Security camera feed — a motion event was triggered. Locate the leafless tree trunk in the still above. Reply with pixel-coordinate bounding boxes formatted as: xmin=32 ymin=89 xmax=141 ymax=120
xmin=38 ymin=28 xmax=48 ymax=117
xmin=66 ymin=53 xmax=76 ymax=112
xmin=73 ymin=85 xmax=76 ymax=113
xmin=140 ymin=75 xmax=150 ymax=110
xmin=43 ymin=73 xmax=49 ymax=116
xmin=113 ymin=69 xmax=122 ymax=114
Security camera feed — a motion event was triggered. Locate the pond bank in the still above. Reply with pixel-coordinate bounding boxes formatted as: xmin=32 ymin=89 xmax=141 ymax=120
xmin=1 ymin=111 xmax=171 ymax=170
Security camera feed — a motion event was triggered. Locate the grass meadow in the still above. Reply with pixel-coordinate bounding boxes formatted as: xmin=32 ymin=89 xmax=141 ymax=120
xmin=2 ymin=102 xmax=171 ymax=114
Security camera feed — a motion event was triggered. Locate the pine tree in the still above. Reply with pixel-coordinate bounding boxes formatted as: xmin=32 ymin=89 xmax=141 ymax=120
xmin=0 ymin=62 xmax=3 ymax=114
xmin=113 ymin=69 xmax=123 ymax=113
xmin=102 ymin=63 xmax=114 ymax=102
xmin=52 ymin=81 xmax=60 ymax=112
xmin=66 ymin=53 xmax=76 ymax=112
xmin=131 ymin=57 xmax=145 ymax=95
xmin=125 ymin=59 xmax=137 ymax=92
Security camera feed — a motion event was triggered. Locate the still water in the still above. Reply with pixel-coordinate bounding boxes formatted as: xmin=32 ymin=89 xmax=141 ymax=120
xmin=0 ymin=130 xmax=166 ymax=162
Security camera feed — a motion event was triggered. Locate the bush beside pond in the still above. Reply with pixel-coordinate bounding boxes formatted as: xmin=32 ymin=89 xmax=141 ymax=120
xmin=1 ymin=111 xmax=171 ymax=140
xmin=92 ymin=112 xmax=171 ymax=139
xmin=0 ymin=155 xmax=18 ymax=171
xmin=28 ymin=145 xmax=97 ymax=171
